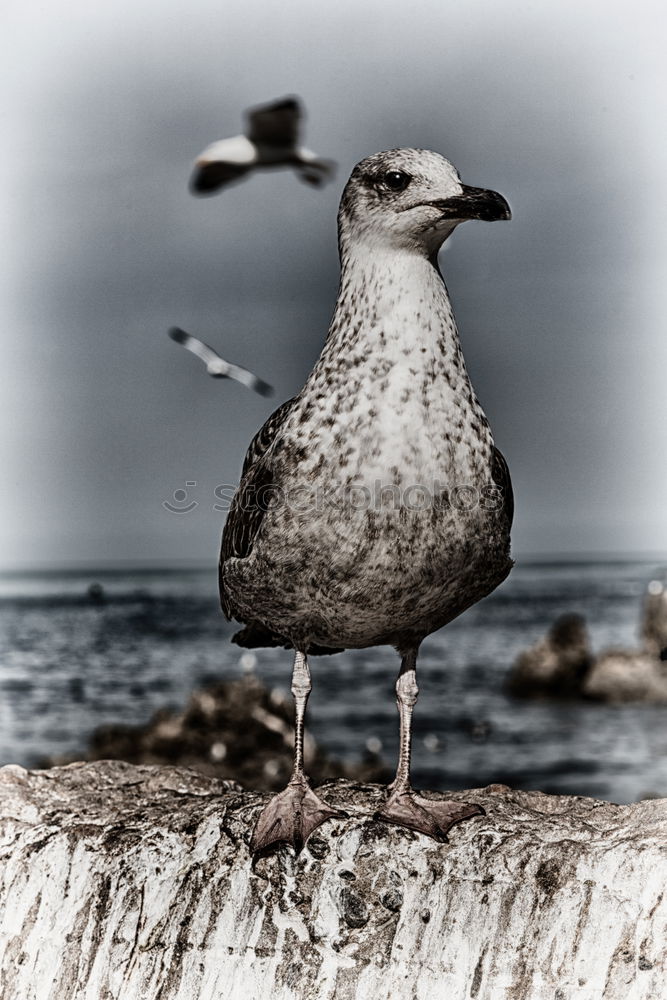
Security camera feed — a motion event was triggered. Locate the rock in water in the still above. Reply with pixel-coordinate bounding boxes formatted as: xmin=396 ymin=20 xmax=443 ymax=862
xmin=43 ymin=676 xmax=389 ymax=791
xmin=642 ymin=580 xmax=667 ymax=660
xmin=507 ymin=613 xmax=594 ymax=698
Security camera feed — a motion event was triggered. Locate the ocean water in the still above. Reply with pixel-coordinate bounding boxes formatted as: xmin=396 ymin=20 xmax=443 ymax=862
xmin=1 ymin=560 xmax=666 ymax=804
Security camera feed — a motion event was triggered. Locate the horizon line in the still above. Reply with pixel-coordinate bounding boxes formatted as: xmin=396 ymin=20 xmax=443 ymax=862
xmin=1 ymin=550 xmax=667 ymax=575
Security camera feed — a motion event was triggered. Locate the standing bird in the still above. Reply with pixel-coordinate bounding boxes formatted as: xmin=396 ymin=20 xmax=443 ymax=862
xmin=219 ymin=149 xmax=513 ymax=853
xmin=189 ymin=96 xmax=335 ymax=195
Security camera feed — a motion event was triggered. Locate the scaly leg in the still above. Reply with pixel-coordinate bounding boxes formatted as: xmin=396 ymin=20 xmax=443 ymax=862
xmin=250 ymin=650 xmax=342 ymax=853
xmin=375 ymin=648 xmax=484 ymax=841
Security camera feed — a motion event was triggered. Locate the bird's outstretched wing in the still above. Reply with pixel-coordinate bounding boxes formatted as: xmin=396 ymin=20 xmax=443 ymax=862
xmin=246 ymin=96 xmax=301 ymax=146
xmin=219 ymin=397 xmax=296 ymax=618
xmin=168 ymin=328 xmax=273 ymax=397
xmin=189 ymin=135 xmax=257 ymax=195
xmin=491 ymin=445 xmax=514 ymax=529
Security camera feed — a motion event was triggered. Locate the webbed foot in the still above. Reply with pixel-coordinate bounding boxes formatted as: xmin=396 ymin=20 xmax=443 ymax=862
xmin=375 ymin=788 xmax=484 ymax=841
xmin=250 ymin=776 xmax=344 ymax=854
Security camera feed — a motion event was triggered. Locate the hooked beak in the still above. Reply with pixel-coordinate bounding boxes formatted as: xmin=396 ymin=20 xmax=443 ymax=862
xmin=428 ymin=185 xmax=511 ymax=222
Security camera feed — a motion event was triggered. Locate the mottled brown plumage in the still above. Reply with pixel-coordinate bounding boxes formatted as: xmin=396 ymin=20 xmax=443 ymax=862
xmin=219 ymin=149 xmax=513 ymax=851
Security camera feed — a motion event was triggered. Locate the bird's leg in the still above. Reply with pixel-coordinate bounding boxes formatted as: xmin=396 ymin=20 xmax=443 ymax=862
xmin=291 ymin=648 xmax=310 ymax=779
xmin=386 ymin=651 xmax=419 ymax=795
xmin=249 ymin=651 xmax=343 ymax=854
xmin=375 ymin=649 xmax=485 ymax=841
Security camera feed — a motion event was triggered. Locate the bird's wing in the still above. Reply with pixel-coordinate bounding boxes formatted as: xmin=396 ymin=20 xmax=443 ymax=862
xmin=240 ymin=396 xmax=297 ymax=478
xmin=219 ymin=397 xmax=296 ymax=618
xmin=246 ymin=96 xmax=301 ymax=147
xmin=169 ymin=327 xmax=228 ymax=370
xmin=189 ymin=135 xmax=256 ymax=195
xmin=168 ymin=328 xmax=273 ymax=396
xmin=491 ymin=445 xmax=514 ymax=529
xmin=225 ymin=362 xmax=274 ymax=398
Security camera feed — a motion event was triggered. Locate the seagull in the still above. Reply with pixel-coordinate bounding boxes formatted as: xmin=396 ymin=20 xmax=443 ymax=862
xmin=168 ymin=327 xmax=273 ymax=396
xmin=219 ymin=149 xmax=514 ymax=853
xmin=189 ymin=96 xmax=335 ymax=195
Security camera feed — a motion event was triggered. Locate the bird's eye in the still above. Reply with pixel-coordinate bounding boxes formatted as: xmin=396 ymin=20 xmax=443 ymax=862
xmin=382 ymin=170 xmax=411 ymax=192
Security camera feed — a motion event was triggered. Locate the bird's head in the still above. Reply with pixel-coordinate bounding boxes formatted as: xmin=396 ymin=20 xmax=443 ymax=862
xmin=338 ymin=148 xmax=511 ymax=257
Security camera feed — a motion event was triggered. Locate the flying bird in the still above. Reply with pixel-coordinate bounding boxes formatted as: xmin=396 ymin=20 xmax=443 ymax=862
xmin=219 ymin=149 xmax=513 ymax=853
xmin=168 ymin=328 xmax=273 ymax=396
xmin=189 ymin=96 xmax=335 ymax=195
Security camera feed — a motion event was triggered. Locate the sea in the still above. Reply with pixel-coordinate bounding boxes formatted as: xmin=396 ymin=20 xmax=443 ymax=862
xmin=1 ymin=560 xmax=666 ymax=804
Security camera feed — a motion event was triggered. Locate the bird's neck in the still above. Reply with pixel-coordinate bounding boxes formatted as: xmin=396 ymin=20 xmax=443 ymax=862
xmin=295 ymin=241 xmax=493 ymax=483
xmin=313 ymin=242 xmax=471 ymax=388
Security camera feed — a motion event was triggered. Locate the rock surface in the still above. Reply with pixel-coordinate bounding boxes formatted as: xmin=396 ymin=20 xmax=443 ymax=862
xmin=1 ymin=761 xmax=666 ymax=999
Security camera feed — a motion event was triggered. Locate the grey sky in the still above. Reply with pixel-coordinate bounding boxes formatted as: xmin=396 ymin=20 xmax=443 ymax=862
xmin=2 ymin=0 xmax=666 ymax=569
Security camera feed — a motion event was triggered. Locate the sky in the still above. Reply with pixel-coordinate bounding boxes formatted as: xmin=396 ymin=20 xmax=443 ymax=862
xmin=1 ymin=0 xmax=666 ymax=569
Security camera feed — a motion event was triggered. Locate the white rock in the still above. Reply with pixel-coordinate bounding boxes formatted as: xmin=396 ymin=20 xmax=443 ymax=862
xmin=0 ymin=761 xmax=665 ymax=999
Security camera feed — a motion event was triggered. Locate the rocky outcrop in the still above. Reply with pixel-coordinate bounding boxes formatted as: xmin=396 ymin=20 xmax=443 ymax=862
xmin=508 ymin=583 xmax=667 ymax=703
xmin=641 ymin=580 xmax=667 ymax=660
xmin=1 ymin=761 xmax=665 ymax=999
xmin=506 ymin=613 xmax=594 ymax=698
xmin=44 ymin=675 xmax=388 ymax=791
xmin=582 ymin=649 xmax=667 ymax=703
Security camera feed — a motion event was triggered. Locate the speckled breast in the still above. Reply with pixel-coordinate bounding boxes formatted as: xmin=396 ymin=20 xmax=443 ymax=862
xmin=224 ymin=458 xmax=512 ymax=650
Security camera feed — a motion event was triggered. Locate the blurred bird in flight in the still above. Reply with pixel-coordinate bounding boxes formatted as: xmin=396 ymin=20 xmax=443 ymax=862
xmin=167 ymin=328 xmax=273 ymax=397
xmin=189 ymin=96 xmax=336 ymax=195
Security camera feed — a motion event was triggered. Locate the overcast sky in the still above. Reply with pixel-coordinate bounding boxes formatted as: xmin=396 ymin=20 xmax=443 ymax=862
xmin=1 ymin=0 xmax=666 ymax=569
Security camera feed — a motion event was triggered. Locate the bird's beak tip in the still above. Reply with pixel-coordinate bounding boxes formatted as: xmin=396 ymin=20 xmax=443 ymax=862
xmin=429 ymin=187 xmax=511 ymax=223
xmin=470 ymin=188 xmax=512 ymax=223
